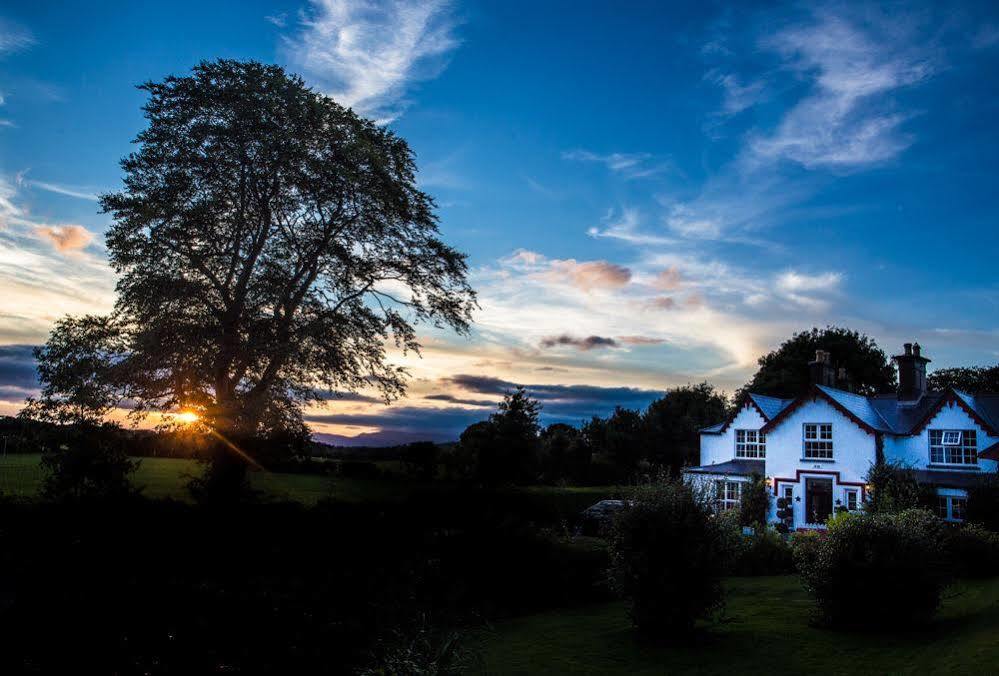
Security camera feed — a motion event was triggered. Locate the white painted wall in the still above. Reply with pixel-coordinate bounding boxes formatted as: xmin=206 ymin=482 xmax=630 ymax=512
xmin=885 ymin=401 xmax=999 ymax=472
xmin=764 ymin=397 xmax=877 ymax=485
xmin=698 ymin=403 xmax=766 ymax=466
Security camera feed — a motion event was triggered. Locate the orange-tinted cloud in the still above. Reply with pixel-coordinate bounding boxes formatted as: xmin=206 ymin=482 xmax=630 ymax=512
xmin=618 ymin=335 xmax=666 ymax=345
xmin=653 ymin=266 xmax=682 ymax=290
xmin=647 ymin=296 xmax=676 ymax=310
xmin=547 ymin=259 xmax=631 ymax=291
xmin=33 ymin=224 xmax=94 ymax=253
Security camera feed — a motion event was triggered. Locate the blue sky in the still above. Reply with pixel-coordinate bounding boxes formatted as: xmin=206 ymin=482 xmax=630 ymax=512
xmin=1 ymin=1 xmax=998 ymax=444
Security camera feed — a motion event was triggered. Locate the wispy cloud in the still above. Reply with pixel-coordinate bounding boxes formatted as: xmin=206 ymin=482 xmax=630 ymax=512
xmin=265 ymin=13 xmax=288 ymax=28
xmin=705 ymin=69 xmax=766 ymax=116
xmin=587 ymin=207 xmax=676 ymax=246
xmin=0 ymin=18 xmax=34 ymax=54
xmin=746 ymin=10 xmax=935 ymax=170
xmin=20 ymin=178 xmax=99 ymax=201
xmin=282 ymin=0 xmax=461 ymax=123
xmin=773 ymin=270 xmax=843 ymax=310
xmin=562 ymin=149 xmax=668 ymax=179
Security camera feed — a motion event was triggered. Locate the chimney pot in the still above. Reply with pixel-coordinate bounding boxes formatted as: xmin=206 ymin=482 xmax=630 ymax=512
xmin=904 ymin=343 xmax=912 ymax=355
xmin=913 ymin=343 xmax=921 ymax=357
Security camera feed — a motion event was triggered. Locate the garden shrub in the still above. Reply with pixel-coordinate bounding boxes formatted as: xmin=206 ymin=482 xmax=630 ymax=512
xmin=865 ymin=461 xmax=921 ymax=514
xmin=966 ymin=473 xmax=999 ymax=531
xmin=738 ymin=474 xmax=771 ymax=527
xmin=732 ymin=528 xmax=795 ymax=576
xmin=943 ymin=523 xmax=999 ymax=578
xmin=794 ymin=509 xmax=949 ymax=627
xmin=41 ymin=424 xmax=138 ymax=502
xmin=607 ymin=479 xmax=732 ymax=635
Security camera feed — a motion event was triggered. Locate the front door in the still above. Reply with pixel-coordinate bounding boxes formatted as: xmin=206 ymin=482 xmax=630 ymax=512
xmin=805 ymin=478 xmax=833 ymax=525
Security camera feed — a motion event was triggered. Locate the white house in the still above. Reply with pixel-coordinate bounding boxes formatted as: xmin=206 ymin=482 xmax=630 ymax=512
xmin=684 ymin=343 xmax=999 ymax=529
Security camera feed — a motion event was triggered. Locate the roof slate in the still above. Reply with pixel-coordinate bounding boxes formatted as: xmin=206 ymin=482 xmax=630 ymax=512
xmin=749 ymin=393 xmax=795 ymax=421
xmin=684 ymin=459 xmax=765 ymax=477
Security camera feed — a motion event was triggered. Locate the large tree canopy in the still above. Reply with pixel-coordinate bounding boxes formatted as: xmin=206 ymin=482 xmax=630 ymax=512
xmin=737 ymin=327 xmax=896 ymax=400
xmin=32 ymin=60 xmax=476 ymax=447
xmin=927 ymin=365 xmax=999 ymax=394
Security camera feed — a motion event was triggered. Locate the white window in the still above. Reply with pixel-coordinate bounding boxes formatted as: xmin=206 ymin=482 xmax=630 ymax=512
xmin=845 ymin=489 xmax=859 ymax=511
xmin=735 ymin=429 xmax=766 ymax=458
xmin=929 ymin=429 xmax=977 ymax=465
xmin=936 ymin=495 xmax=968 ymax=522
xmin=783 ymin=485 xmax=793 ymax=501
xmin=941 ymin=430 xmax=963 ymax=446
xmin=803 ymin=423 xmax=834 ymax=460
xmin=714 ymin=480 xmax=742 ymax=512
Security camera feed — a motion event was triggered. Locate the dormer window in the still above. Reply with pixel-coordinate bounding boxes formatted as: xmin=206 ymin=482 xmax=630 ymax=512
xmin=735 ymin=429 xmax=766 ymax=458
xmin=803 ymin=423 xmax=833 ymax=460
xmin=929 ymin=429 xmax=977 ymax=465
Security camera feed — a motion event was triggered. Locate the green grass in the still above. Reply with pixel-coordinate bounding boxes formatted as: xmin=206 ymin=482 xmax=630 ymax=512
xmin=477 ymin=575 xmax=999 ymax=674
xmin=0 ymin=453 xmax=418 ymax=504
xmin=0 ymin=454 xmax=623 ymax=508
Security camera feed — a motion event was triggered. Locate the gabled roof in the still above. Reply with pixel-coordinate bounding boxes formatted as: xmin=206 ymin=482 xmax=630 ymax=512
xmin=815 ymin=385 xmax=893 ymax=432
xmin=749 ymin=393 xmax=794 ymax=420
xmin=699 ymin=393 xmax=794 ymax=435
xmin=758 ymin=384 xmax=999 ymax=437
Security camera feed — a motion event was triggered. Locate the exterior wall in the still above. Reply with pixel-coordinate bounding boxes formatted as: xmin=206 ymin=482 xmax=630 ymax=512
xmin=698 ymin=404 xmax=766 ymax=466
xmin=884 ymin=402 xmax=999 ymax=473
xmin=765 ymin=398 xmax=876 ymax=529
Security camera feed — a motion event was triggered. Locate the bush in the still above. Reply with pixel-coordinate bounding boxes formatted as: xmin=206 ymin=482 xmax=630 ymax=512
xmin=40 ymin=424 xmax=138 ymax=501
xmin=967 ymin=473 xmax=999 ymax=531
xmin=794 ymin=509 xmax=949 ymax=627
xmin=943 ymin=523 xmax=999 ymax=578
xmin=739 ymin=474 xmax=771 ymax=527
xmin=607 ymin=479 xmax=732 ymax=635
xmin=865 ymin=461 xmax=924 ymax=514
xmin=731 ymin=528 xmax=795 ymax=576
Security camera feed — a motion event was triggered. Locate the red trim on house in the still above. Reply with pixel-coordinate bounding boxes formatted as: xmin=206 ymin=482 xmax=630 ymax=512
xmin=772 ymin=468 xmax=867 ymax=501
xmin=759 ymin=385 xmax=879 ymax=437
xmin=980 ymin=440 xmax=999 ymax=461
xmin=908 ymin=388 xmax=998 ymax=437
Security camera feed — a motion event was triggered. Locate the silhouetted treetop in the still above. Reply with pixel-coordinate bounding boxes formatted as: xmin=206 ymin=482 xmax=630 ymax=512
xmin=737 ymin=327 xmax=895 ymax=400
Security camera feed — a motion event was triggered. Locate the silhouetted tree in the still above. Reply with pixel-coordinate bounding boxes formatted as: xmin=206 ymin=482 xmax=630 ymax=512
xmin=28 ymin=60 xmax=476 ymax=498
xmin=473 ymin=388 xmax=542 ymax=485
xmin=737 ymin=327 xmax=896 ymax=401
xmin=643 ymin=383 xmax=728 ymax=472
xmin=928 ymin=365 xmax=999 ymax=393
xmin=540 ymin=423 xmax=591 ymax=484
xmin=584 ymin=407 xmax=644 ymax=482
xmin=20 ymin=316 xmax=138 ymax=500
xmin=402 ymin=441 xmax=439 ymax=481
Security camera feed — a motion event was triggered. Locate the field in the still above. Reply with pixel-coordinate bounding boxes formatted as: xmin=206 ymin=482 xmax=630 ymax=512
xmin=477 ymin=575 xmax=999 ymax=674
xmin=0 ymin=453 xmax=407 ymax=503
xmin=0 ymin=453 xmax=619 ymax=509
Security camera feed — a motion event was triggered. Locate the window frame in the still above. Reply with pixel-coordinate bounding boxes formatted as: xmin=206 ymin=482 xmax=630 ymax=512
xmin=802 ymin=423 xmax=834 ymax=460
xmin=936 ymin=494 xmax=968 ymax=522
xmin=714 ymin=479 xmax=742 ymax=512
xmin=929 ymin=429 xmax=978 ymax=466
xmin=845 ymin=488 xmax=859 ymax=511
xmin=734 ymin=428 xmax=766 ymax=459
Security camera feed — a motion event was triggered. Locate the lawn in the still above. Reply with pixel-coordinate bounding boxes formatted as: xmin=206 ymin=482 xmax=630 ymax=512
xmin=477 ymin=575 xmax=999 ymax=674
xmin=0 ymin=454 xmax=622 ymax=509
xmin=0 ymin=453 xmax=408 ymax=504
